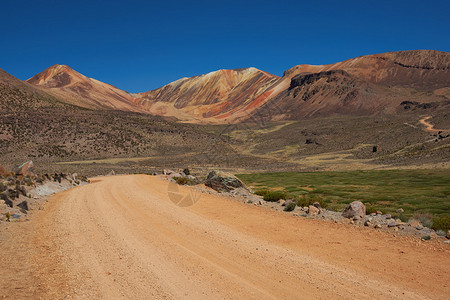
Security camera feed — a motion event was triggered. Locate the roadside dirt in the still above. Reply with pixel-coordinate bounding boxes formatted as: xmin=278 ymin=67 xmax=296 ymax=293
xmin=1 ymin=175 xmax=449 ymax=299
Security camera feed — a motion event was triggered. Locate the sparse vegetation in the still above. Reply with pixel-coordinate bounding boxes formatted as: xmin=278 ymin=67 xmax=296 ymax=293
xmin=254 ymin=190 xmax=269 ymax=197
xmin=412 ymin=212 xmax=433 ymax=228
xmin=173 ymin=176 xmax=196 ymax=186
xmin=263 ymin=191 xmax=287 ymax=202
xmin=365 ymin=206 xmax=378 ymax=215
xmin=431 ymin=216 xmax=450 ymax=232
xmin=297 ymin=195 xmax=328 ymax=208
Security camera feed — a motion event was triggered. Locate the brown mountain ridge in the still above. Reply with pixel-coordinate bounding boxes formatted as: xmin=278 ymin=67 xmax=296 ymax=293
xmin=27 ymin=64 xmax=145 ymax=112
xmin=23 ymin=50 xmax=450 ymax=123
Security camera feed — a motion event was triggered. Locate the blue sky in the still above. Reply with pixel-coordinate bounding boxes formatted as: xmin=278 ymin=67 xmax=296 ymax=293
xmin=1 ymin=0 xmax=449 ymax=92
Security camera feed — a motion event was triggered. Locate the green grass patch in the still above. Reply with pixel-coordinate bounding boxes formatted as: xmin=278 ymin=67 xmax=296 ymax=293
xmin=263 ymin=191 xmax=287 ymax=202
xmin=237 ymin=169 xmax=450 ymax=221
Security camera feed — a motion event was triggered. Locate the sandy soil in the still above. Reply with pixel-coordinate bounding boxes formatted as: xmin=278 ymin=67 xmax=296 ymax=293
xmin=1 ymin=175 xmax=449 ymax=299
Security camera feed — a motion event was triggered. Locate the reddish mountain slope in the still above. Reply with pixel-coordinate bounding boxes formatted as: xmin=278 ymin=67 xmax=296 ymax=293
xmin=136 ymin=68 xmax=279 ymax=122
xmin=26 ymin=65 xmax=144 ymax=112
xmin=284 ymin=50 xmax=450 ymax=89
xmin=249 ymin=50 xmax=450 ymax=120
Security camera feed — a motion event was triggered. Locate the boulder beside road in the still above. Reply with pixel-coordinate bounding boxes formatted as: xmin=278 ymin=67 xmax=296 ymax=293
xmin=13 ymin=160 xmax=35 ymax=176
xmin=205 ymin=171 xmax=245 ymax=192
xmin=342 ymin=201 xmax=366 ymax=218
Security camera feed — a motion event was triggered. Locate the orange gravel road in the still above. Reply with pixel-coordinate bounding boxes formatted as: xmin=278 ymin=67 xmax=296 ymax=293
xmin=1 ymin=175 xmax=449 ymax=299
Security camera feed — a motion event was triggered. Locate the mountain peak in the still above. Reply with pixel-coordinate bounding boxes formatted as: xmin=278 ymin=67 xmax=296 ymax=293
xmin=26 ymin=64 xmax=86 ymax=88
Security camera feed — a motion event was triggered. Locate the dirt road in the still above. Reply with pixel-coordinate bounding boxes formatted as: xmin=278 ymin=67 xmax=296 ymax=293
xmin=419 ymin=116 xmax=450 ymax=132
xmin=1 ymin=175 xmax=449 ymax=299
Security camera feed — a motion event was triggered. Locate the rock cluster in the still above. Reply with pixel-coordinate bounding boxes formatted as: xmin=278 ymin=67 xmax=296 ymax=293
xmin=0 ymin=162 xmax=89 ymax=222
xmin=162 ymin=169 xmax=198 ymax=185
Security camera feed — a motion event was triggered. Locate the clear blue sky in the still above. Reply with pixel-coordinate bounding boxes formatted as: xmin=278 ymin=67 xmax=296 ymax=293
xmin=1 ymin=0 xmax=449 ymax=92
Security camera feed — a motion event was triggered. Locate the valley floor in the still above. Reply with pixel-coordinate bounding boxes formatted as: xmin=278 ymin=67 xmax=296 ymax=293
xmin=0 ymin=175 xmax=449 ymax=299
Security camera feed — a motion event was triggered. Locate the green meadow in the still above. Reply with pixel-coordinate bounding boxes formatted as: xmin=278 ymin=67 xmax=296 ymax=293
xmin=236 ymin=169 xmax=450 ymax=220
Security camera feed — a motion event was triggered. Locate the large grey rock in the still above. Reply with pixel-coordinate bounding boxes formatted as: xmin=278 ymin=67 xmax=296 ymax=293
xmin=388 ymin=220 xmax=397 ymax=227
xmin=342 ymin=201 xmax=366 ymax=218
xmin=13 ymin=160 xmax=35 ymax=176
xmin=204 ymin=171 xmax=245 ymax=192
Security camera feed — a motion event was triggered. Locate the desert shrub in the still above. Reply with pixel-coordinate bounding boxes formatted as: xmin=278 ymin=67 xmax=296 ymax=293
xmin=5 ymin=212 xmax=10 ymax=222
xmin=397 ymin=214 xmax=409 ymax=222
xmin=431 ymin=216 xmax=450 ymax=232
xmin=284 ymin=202 xmax=296 ymax=212
xmin=365 ymin=206 xmax=377 ymax=215
xmin=263 ymin=191 xmax=287 ymax=202
xmin=174 ymin=177 xmax=196 ymax=186
xmin=254 ymin=190 xmax=269 ymax=197
xmin=297 ymin=195 xmax=328 ymax=208
xmin=183 ymin=168 xmax=190 ymax=175
xmin=411 ymin=212 xmax=433 ymax=228
xmin=436 ymin=230 xmax=446 ymax=236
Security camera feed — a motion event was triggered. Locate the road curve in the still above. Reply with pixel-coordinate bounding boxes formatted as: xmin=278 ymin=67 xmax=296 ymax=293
xmin=1 ymin=175 xmax=449 ymax=299
xmin=419 ymin=116 xmax=450 ymax=132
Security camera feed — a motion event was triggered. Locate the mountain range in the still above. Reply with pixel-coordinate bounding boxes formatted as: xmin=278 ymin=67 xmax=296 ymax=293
xmin=17 ymin=49 xmax=449 ymax=124
xmin=1 ymin=49 xmax=449 ymax=173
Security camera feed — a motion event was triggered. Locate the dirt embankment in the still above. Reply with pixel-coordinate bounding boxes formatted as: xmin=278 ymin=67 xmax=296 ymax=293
xmin=0 ymin=175 xmax=449 ymax=299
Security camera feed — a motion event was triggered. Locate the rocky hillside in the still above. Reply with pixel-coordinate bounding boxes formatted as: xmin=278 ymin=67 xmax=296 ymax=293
xmin=0 ymin=68 xmax=67 ymax=111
